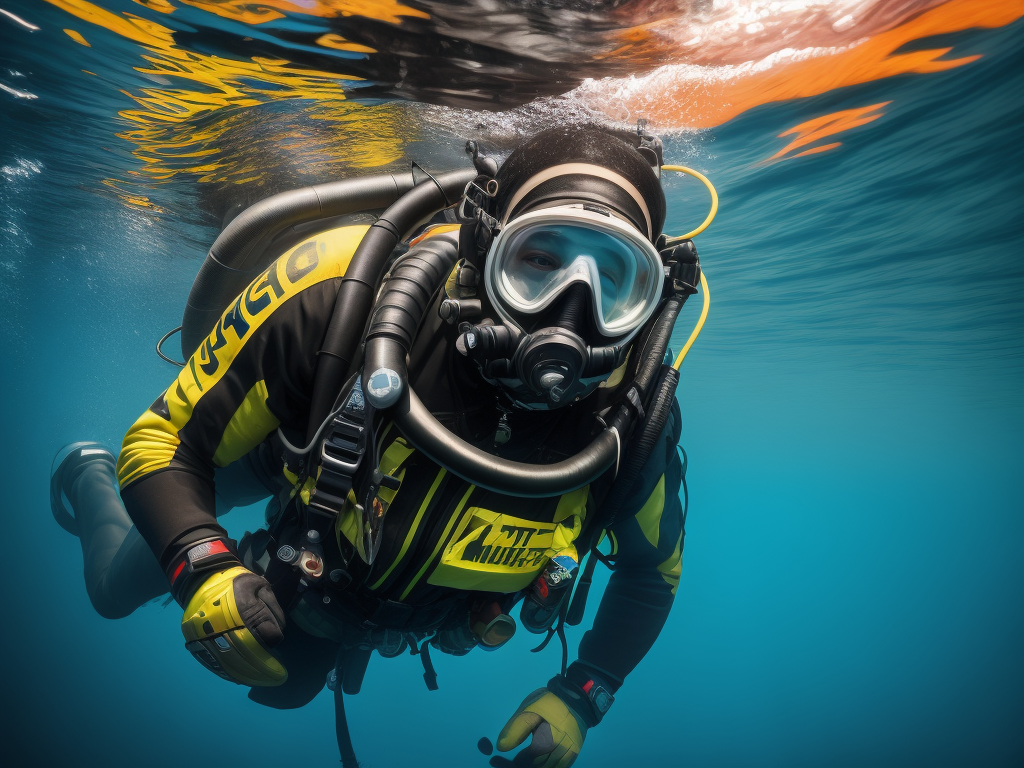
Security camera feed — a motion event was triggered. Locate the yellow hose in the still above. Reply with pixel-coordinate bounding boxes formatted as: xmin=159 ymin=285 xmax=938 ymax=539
xmin=660 ymin=165 xmax=719 ymax=242
xmin=672 ymin=271 xmax=710 ymax=370
xmin=658 ymin=165 xmax=716 ymax=370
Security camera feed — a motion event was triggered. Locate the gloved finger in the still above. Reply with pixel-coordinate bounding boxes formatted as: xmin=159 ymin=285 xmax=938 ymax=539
xmin=519 ymin=722 xmax=556 ymax=762
xmin=233 ymin=573 xmax=285 ymax=648
xmin=527 ymin=724 xmax=572 ymax=768
xmin=497 ymin=711 xmax=543 ymax=752
xmin=499 ymin=723 xmax=568 ymax=768
xmin=487 ymin=752 xmax=535 ymax=768
xmin=546 ymin=740 xmax=577 ymax=768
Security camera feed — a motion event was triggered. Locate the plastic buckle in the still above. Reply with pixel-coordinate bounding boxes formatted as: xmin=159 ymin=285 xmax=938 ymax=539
xmin=306 ymin=415 xmax=366 ymax=528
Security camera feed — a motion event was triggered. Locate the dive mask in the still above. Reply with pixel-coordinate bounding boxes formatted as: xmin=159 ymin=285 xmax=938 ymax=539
xmin=459 ymin=204 xmax=665 ymax=409
xmin=483 ymin=204 xmax=664 ymax=340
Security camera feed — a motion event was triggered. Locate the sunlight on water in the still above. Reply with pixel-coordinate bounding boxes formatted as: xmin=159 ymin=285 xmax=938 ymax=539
xmin=4 ymin=0 xmax=1016 ymax=211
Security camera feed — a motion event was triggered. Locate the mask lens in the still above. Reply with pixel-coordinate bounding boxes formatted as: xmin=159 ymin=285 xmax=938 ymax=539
xmin=495 ymin=219 xmax=660 ymax=335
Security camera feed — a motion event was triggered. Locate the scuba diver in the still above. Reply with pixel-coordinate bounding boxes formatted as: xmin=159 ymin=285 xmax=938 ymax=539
xmin=50 ymin=124 xmax=706 ymax=767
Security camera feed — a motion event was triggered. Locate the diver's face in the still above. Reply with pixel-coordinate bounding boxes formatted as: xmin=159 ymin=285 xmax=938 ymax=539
xmin=490 ymin=216 xmax=658 ymax=341
xmin=513 ymin=227 xmax=634 ymax=325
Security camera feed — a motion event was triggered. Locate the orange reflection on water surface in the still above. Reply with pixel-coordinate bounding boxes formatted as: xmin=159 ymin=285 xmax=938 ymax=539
xmin=609 ymin=0 xmax=1024 ymax=129
xmin=765 ymin=102 xmax=891 ymax=164
xmin=43 ymin=0 xmax=411 ymax=206
xmin=171 ymin=0 xmax=426 ymax=25
xmin=38 ymin=0 xmax=1024 ymax=208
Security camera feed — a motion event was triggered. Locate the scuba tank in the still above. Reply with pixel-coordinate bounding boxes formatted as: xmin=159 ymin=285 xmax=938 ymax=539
xmin=180 ymin=168 xmax=468 ymax=358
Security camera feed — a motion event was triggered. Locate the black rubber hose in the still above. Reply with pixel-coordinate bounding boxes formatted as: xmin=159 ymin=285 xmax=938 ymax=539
xmin=632 ymin=295 xmax=684 ymax=396
xmin=305 ymin=168 xmax=476 ymax=443
xmin=155 ymin=326 xmax=185 ymax=367
xmin=556 ymin=283 xmax=588 ymax=333
xmin=564 ymin=295 xmax=688 ymax=624
xmin=363 ymin=238 xmax=460 ymax=376
xmin=181 ymin=172 xmax=422 ymax=357
xmin=334 ymin=682 xmax=359 ymax=768
xmin=601 ymin=365 xmax=680 ymax=529
xmin=362 ymin=234 xmax=629 ymax=496
xmin=397 ymin=389 xmax=628 ymax=497
xmin=565 ymin=364 xmax=681 ymax=627
xmin=565 ymin=549 xmax=599 ymax=627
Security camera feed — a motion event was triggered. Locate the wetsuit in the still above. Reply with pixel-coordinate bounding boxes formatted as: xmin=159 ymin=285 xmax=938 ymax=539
xmin=117 ymin=224 xmax=685 ymax=703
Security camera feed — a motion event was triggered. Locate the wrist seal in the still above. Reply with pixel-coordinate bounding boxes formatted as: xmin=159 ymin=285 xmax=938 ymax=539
xmin=167 ymin=537 xmax=240 ymax=605
xmin=548 ymin=670 xmax=616 ymax=728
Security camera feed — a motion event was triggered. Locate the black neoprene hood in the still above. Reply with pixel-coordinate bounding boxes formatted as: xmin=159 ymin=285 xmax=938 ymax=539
xmin=492 ymin=126 xmax=667 ymax=241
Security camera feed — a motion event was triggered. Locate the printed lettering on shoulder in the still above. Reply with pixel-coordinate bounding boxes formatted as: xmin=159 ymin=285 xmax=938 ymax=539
xmin=175 ymin=225 xmax=368 ymax=406
xmin=118 ymin=225 xmax=368 ymax=489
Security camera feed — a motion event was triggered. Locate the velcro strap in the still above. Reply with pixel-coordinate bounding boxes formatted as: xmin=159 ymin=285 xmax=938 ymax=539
xmin=168 ymin=537 xmax=239 ymax=605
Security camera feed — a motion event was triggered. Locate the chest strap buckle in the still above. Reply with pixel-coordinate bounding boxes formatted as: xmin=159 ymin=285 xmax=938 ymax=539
xmin=306 ymin=379 xmax=368 ymax=534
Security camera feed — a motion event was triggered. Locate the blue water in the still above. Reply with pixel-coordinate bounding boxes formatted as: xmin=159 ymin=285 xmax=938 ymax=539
xmin=1 ymin=2 xmax=1022 ymax=766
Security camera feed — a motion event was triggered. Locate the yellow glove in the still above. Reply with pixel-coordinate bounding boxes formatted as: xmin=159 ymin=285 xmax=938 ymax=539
xmin=496 ymin=688 xmax=587 ymax=768
xmin=180 ymin=566 xmax=288 ymax=687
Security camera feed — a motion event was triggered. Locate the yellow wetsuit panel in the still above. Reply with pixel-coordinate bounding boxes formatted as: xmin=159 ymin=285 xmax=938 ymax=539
xmin=117 ymin=225 xmax=369 ymax=489
xmin=212 ymin=380 xmax=280 ymax=467
xmin=658 ymin=533 xmax=683 ymax=594
xmin=634 ymin=474 xmax=666 ymax=549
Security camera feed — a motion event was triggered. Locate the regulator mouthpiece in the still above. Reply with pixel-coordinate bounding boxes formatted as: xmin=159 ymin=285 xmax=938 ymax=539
xmin=457 ymin=321 xmax=622 ymax=409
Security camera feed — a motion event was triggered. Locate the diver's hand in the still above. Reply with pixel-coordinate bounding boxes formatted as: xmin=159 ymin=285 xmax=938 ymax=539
xmin=180 ymin=566 xmax=288 ymax=687
xmin=494 ymin=688 xmax=588 ymax=768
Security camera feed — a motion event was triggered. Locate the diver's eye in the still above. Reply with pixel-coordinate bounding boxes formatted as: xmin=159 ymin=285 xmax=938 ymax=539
xmin=522 ymin=252 xmax=560 ymax=271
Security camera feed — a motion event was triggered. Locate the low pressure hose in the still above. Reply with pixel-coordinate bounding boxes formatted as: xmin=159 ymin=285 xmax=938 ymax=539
xmin=673 ymin=271 xmax=710 ymax=370
xmin=658 ymin=163 xmax=715 ymax=369
xmin=363 ymin=238 xmax=461 ymax=382
xmin=362 ymin=238 xmax=627 ymax=497
xmin=601 ymin=365 xmax=680 ymax=529
xmin=660 ymin=165 xmax=719 ymax=244
xmin=633 ymin=295 xmax=685 ymax=396
xmin=305 ymin=168 xmax=477 ymax=443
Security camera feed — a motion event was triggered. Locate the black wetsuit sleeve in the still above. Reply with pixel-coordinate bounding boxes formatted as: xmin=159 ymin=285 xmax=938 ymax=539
xmin=570 ymin=399 xmax=685 ymax=691
xmin=116 ymin=230 xmax=366 ymax=572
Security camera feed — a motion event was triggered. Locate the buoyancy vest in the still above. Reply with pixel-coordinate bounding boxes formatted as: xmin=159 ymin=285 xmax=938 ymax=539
xmin=283 ymin=437 xmax=591 ymax=643
xmin=278 ymin=226 xmax=597 ymax=640
xmin=340 ymin=433 xmax=589 ymax=601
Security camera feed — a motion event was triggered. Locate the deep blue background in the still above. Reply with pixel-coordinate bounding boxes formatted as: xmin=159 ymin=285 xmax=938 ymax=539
xmin=1 ymin=4 xmax=1021 ymax=766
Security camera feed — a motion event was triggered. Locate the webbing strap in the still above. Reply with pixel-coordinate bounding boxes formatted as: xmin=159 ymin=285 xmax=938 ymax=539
xmin=334 ymin=664 xmax=360 ymax=768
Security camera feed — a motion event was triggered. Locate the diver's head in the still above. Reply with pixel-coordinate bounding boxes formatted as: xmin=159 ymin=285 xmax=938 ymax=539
xmin=458 ymin=125 xmax=667 ymax=410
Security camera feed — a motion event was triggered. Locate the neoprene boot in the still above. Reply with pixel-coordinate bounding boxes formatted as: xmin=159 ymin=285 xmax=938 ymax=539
xmin=50 ymin=442 xmax=168 ymax=618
